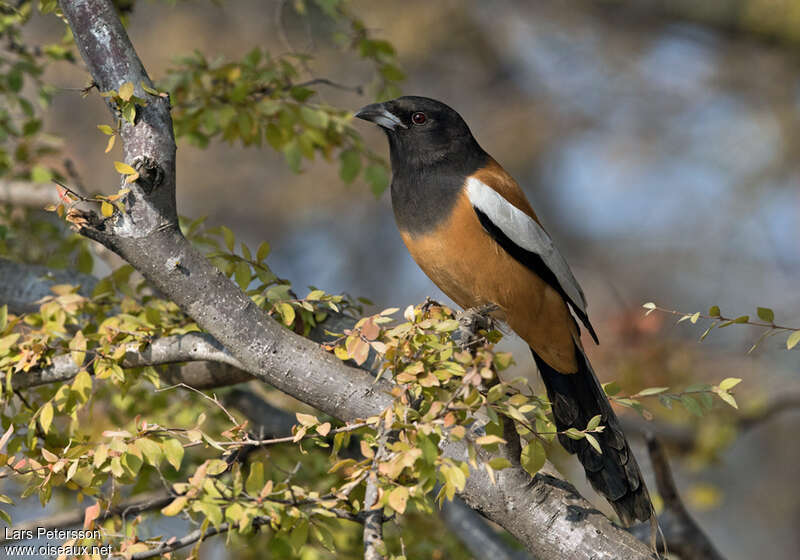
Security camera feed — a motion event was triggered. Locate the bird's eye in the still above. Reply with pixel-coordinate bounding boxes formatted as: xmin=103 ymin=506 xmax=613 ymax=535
xmin=411 ymin=112 xmax=427 ymax=125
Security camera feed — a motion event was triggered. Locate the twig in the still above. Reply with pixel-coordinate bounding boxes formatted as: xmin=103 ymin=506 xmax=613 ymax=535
xmin=620 ymin=390 xmax=800 ymax=452
xmin=642 ymin=434 xmax=725 ymax=560
xmin=120 ymin=517 xmax=269 ymax=559
xmin=362 ymin=473 xmax=385 ymax=560
xmin=155 ymin=382 xmax=239 ymax=426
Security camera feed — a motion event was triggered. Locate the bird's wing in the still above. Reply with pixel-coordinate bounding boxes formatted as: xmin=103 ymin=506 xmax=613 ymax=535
xmin=465 ymin=176 xmax=598 ymax=343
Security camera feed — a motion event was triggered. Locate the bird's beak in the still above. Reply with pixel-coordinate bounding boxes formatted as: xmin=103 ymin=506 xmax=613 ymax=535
xmin=354 ymin=103 xmax=407 ymax=130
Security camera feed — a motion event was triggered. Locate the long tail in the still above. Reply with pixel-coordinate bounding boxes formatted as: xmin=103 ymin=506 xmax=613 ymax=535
xmin=532 ymin=345 xmax=652 ymax=527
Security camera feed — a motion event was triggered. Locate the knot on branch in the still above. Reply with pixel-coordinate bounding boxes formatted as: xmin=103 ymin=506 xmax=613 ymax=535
xmin=132 ymin=155 xmax=165 ymax=194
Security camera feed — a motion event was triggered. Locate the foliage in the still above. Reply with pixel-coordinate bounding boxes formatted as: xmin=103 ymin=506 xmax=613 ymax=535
xmin=0 ymin=1 xmax=773 ymax=558
xmin=643 ymin=302 xmax=800 ymax=352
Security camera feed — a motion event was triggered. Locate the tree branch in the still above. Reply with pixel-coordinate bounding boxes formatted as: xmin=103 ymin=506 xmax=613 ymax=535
xmin=363 ymin=474 xmax=385 ymax=560
xmin=0 ymin=257 xmax=96 ymax=314
xmin=11 ymin=332 xmax=247 ymax=390
xmin=0 ymin=180 xmax=60 ymax=209
xmin=628 ymin=435 xmax=725 ymax=560
xmin=55 ymin=1 xmax=654 ymax=557
xmin=0 ymin=490 xmax=172 ymax=545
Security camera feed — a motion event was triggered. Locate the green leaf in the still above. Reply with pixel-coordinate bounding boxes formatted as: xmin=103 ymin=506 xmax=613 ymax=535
xmin=220 ymin=225 xmax=235 ymax=252
xmin=97 ymin=124 xmax=114 ymax=135
xmin=680 ymin=395 xmax=703 ymax=417
xmin=39 ymin=402 xmax=54 ymax=434
xmin=586 ymin=414 xmax=602 ymax=431
xmin=7 ymin=69 xmax=22 ymax=92
xmin=0 ymin=305 xmax=7 ymax=331
xmin=300 ymin=106 xmax=329 ymax=129
xmin=564 ymin=428 xmax=584 ymax=440
xmin=756 ymin=307 xmax=774 ymax=322
xmin=338 ymin=149 xmax=361 ymax=183
xmin=122 ymin=102 xmax=136 ymax=124
xmin=69 ymin=330 xmax=86 ymax=367
xmin=585 ymin=433 xmax=602 ymax=454
xmin=121 ymin=452 xmax=143 ymax=477
xmin=31 ymin=165 xmax=52 ymax=183
xmin=520 ymin=440 xmax=545 ymax=476
xmin=234 ymin=261 xmax=252 ymax=290
xmin=72 ymin=370 xmax=92 ymax=403
xmin=135 ymin=438 xmax=163 ymax=466
xmin=602 ymin=381 xmax=620 ymax=396
xmin=487 ymin=457 xmax=512 ymax=470
xmin=245 ymin=461 xmax=264 ymax=495
xmin=289 ymin=519 xmax=310 ymax=552
xmin=283 ymin=140 xmax=302 ymax=173
xmin=787 ymin=331 xmax=800 ymax=350
xmin=163 ymin=439 xmax=184 ymax=471
xmin=364 ymin=162 xmax=389 ymax=196
xmin=256 ymin=241 xmax=271 ymax=262
xmin=708 ymin=305 xmax=720 ymax=317
xmin=276 ymin=302 xmax=295 ymax=327
xmin=636 ymin=387 xmax=669 ymax=397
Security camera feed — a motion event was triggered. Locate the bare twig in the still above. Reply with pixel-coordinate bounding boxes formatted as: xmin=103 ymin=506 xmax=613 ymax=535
xmin=641 ymin=434 xmax=726 ymax=560
xmin=363 ymin=473 xmax=385 ymax=560
xmin=620 ymin=390 xmax=800 ymax=452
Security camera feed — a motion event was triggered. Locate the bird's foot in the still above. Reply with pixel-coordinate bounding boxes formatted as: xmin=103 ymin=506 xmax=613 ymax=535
xmin=453 ymin=303 xmax=499 ymax=351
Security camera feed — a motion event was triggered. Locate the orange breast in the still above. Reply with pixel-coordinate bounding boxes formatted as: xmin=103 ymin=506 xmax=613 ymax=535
xmin=400 ymin=189 xmax=580 ymax=373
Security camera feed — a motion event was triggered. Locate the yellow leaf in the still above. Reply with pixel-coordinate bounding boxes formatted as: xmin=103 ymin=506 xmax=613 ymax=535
xmin=101 ymin=202 xmax=114 ymax=217
xmin=475 ymin=435 xmax=506 ymax=446
xmin=316 ymin=422 xmax=331 ymax=436
xmin=295 ymin=413 xmax=318 ymax=427
xmin=39 ymin=402 xmax=54 ymax=434
xmin=124 ymin=171 xmax=139 ymax=184
xmin=114 ymin=161 xmax=136 ymax=175
xmin=161 ymin=496 xmax=188 ymax=516
xmin=118 ymin=81 xmax=134 ymax=101
xmin=388 ymin=486 xmax=409 ymax=514
xmin=718 ymin=377 xmax=741 ymax=391
xmin=104 ymin=134 xmax=116 ymax=153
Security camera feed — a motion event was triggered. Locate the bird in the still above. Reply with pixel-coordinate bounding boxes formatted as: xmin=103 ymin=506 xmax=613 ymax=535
xmin=355 ymin=96 xmax=652 ymax=526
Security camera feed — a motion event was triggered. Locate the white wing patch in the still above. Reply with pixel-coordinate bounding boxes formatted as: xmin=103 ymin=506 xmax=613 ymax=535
xmin=465 ymin=177 xmax=588 ymax=315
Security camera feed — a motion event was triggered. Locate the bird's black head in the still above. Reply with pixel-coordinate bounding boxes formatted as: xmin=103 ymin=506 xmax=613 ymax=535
xmin=355 ymin=96 xmax=484 ymax=171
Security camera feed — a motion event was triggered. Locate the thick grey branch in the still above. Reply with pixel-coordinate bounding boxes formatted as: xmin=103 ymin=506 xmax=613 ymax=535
xmin=57 ymin=1 xmax=654 ymax=558
xmin=0 ymin=257 xmax=96 ymax=314
xmin=12 ymin=332 xmax=247 ymax=390
xmin=0 ymin=180 xmax=60 ymax=209
xmin=440 ymin=498 xmax=530 ymax=560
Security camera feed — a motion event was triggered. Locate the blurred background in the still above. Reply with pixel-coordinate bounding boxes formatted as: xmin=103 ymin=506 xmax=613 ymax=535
xmin=18 ymin=0 xmax=800 ymax=558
